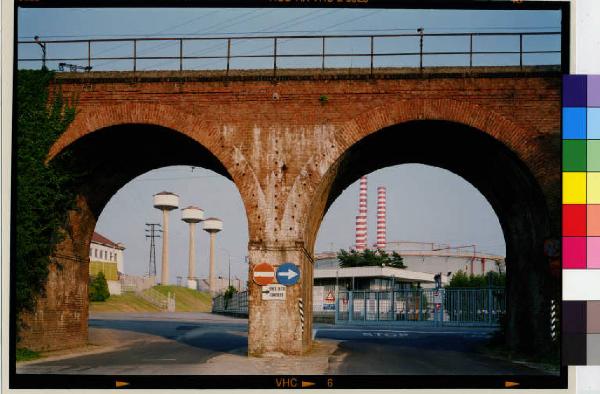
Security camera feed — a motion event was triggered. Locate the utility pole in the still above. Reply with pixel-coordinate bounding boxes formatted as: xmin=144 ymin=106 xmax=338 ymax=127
xmin=145 ymin=223 xmax=162 ymax=278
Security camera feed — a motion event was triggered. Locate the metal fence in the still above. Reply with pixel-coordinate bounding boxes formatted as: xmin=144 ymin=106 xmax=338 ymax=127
xmin=336 ymin=288 xmax=505 ymax=327
xmin=210 ymin=287 xmax=504 ymax=327
xmin=212 ymin=290 xmax=249 ymax=315
xmin=18 ymin=31 xmax=561 ymax=74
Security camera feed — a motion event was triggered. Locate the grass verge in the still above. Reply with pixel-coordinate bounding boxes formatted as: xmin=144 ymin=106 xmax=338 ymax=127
xmin=152 ymin=285 xmax=212 ymax=312
xmin=89 ymin=286 xmax=211 ymax=313
xmin=16 ymin=348 xmax=42 ymax=362
xmin=90 ymin=292 xmax=162 ymax=312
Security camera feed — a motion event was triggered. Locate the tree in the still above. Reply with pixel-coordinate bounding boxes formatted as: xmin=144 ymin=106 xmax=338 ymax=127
xmin=15 ymin=70 xmax=78 ymax=330
xmin=445 ymin=270 xmax=506 ymax=288
xmin=223 ymin=285 xmax=238 ymax=309
xmin=337 ymin=248 xmax=406 ymax=269
xmin=89 ymin=272 xmax=110 ymax=302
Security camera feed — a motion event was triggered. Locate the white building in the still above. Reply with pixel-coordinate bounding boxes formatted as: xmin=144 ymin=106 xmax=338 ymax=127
xmin=313 ymin=242 xmax=504 ymax=315
xmin=89 ymin=232 xmax=126 ymax=295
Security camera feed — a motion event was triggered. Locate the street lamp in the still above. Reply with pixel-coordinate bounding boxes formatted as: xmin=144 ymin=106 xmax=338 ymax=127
xmin=34 ymin=36 xmax=47 ymax=70
xmin=220 ymin=248 xmax=232 ymax=288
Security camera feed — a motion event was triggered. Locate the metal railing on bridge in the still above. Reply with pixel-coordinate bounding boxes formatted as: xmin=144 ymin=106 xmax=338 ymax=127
xmin=335 ymin=288 xmax=506 ymax=327
xmin=18 ymin=31 xmax=561 ymax=75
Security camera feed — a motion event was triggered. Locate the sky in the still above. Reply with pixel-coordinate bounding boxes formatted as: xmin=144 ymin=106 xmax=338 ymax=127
xmin=16 ymin=7 xmax=561 ymax=283
xmin=17 ymin=8 xmax=561 ymax=71
xmin=93 ymin=164 xmax=505 ymax=283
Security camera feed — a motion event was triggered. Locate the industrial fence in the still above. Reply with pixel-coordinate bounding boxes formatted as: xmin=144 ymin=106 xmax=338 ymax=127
xmin=335 ymin=288 xmax=505 ymax=327
xmin=18 ymin=31 xmax=561 ymax=74
xmin=211 ymin=287 xmax=504 ymax=327
xmin=212 ymin=290 xmax=249 ymax=316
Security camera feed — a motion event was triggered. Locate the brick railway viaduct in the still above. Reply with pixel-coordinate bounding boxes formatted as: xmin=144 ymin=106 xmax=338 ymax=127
xmin=19 ymin=66 xmax=561 ymax=356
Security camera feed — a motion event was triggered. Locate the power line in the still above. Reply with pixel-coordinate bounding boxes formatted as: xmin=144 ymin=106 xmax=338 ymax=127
xmin=17 ymin=25 xmax=559 ymax=40
xmin=141 ymin=9 xmax=328 ymax=70
xmin=139 ymin=10 xmax=276 ymax=70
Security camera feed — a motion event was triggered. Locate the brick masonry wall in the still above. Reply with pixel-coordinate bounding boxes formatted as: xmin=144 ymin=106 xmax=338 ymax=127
xmin=21 ymin=71 xmax=560 ymax=353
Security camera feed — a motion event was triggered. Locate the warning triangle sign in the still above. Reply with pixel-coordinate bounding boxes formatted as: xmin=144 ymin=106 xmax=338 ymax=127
xmin=325 ymin=290 xmax=335 ymax=302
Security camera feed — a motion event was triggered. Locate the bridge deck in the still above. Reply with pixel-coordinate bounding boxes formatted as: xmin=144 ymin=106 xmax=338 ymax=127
xmin=53 ymin=65 xmax=561 ymax=83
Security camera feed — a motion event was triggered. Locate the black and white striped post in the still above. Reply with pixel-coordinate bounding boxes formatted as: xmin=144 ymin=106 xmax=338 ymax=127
xmin=298 ymin=298 xmax=304 ymax=334
xmin=550 ymin=299 xmax=558 ymax=341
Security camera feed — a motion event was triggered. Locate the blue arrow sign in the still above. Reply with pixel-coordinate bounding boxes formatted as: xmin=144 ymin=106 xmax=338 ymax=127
xmin=276 ymin=262 xmax=301 ymax=286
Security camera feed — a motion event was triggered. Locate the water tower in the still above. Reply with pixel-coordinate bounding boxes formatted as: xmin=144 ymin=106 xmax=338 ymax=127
xmin=203 ymin=217 xmax=223 ymax=295
xmin=153 ymin=191 xmax=179 ymax=285
xmin=181 ymin=206 xmax=204 ymax=290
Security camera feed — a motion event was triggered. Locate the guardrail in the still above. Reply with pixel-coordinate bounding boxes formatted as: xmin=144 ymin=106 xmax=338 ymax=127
xmin=213 ymin=290 xmax=248 ymax=315
xmin=18 ymin=31 xmax=561 ymax=74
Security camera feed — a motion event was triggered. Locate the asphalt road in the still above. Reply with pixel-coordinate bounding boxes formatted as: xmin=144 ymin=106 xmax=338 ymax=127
xmin=17 ymin=313 xmax=552 ymax=375
xmin=317 ymin=326 xmax=549 ymax=375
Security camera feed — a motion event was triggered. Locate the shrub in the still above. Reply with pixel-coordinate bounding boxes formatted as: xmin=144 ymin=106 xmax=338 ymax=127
xmin=89 ymin=272 xmax=110 ymax=302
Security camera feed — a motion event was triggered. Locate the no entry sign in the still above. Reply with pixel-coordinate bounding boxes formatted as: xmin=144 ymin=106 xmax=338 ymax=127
xmin=253 ymin=262 xmax=275 ymax=285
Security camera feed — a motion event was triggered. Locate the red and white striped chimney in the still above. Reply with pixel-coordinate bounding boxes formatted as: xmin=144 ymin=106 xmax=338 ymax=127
xmin=355 ymin=176 xmax=368 ymax=251
xmin=376 ymin=186 xmax=387 ymax=250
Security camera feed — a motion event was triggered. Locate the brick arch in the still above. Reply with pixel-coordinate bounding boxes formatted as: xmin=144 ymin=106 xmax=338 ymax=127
xmin=301 ymin=98 xmax=548 ymax=252
xmin=49 ymin=103 xmax=226 ymax=166
xmin=303 ymin=101 xmax=556 ymax=354
xmin=336 ymin=98 xmax=541 ymax=171
xmin=48 ymin=102 xmax=263 ymax=237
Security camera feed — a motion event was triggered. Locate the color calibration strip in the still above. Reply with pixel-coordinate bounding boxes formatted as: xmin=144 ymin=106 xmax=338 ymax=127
xmin=563 ymin=75 xmax=600 ymax=268
xmin=563 ymin=75 xmax=600 ymax=365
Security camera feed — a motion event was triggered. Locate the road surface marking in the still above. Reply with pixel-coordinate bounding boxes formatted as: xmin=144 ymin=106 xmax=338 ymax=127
xmin=316 ymin=328 xmax=494 ymax=335
xmin=362 ymin=331 xmax=408 ymax=337
xmin=143 ymin=358 xmax=177 ymax=361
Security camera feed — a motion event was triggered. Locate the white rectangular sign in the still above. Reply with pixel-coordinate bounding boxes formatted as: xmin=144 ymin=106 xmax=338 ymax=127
xmin=262 ymin=284 xmax=286 ymax=300
xmin=313 ymin=286 xmax=324 ymax=311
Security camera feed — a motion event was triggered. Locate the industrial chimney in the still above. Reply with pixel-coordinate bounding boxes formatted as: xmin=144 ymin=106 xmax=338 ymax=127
xmin=355 ymin=176 xmax=368 ymax=251
xmin=376 ymin=186 xmax=387 ymax=250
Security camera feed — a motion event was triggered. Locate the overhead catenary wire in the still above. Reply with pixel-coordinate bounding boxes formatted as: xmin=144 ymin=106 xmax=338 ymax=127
xmin=132 ymin=9 xmax=278 ymax=70
xmin=140 ymin=8 xmax=330 ymax=70
xmin=18 ymin=25 xmax=560 ymax=40
xmin=166 ymin=9 xmax=374 ymax=71
xmin=94 ymin=9 xmax=269 ymax=68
